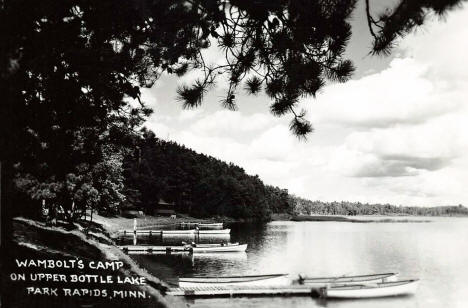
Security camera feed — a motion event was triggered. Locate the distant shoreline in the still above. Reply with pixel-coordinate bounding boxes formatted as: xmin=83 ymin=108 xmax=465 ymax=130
xmin=289 ymin=215 xmax=432 ymax=223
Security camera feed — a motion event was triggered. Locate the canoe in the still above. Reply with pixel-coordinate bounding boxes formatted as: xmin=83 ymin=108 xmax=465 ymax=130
xmin=300 ymin=272 xmax=398 ymax=285
xmin=198 ymin=223 xmax=224 ymax=230
xmin=191 ymin=243 xmax=247 ymax=253
xmin=179 ymin=274 xmax=290 ymax=288
xmin=325 ymin=279 xmax=419 ymax=298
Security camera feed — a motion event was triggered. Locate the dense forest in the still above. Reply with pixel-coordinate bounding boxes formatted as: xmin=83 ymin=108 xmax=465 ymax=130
xmin=122 ymin=130 xmax=291 ymax=221
xmin=3 ymin=0 xmax=466 ymax=226
xmin=10 ymin=127 xmax=468 ymax=221
xmin=122 ymin=130 xmax=468 ymax=220
xmin=292 ymin=196 xmax=468 ymax=217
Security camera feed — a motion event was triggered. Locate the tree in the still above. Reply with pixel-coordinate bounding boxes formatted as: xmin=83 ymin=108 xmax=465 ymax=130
xmin=1 ymin=0 xmax=464 ymax=222
xmin=365 ymin=0 xmax=465 ymax=55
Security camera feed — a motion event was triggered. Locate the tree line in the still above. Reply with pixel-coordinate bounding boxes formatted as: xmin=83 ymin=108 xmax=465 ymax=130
xmin=2 ymin=0 xmax=465 ymax=225
xmin=292 ymin=196 xmax=468 ymax=216
xmin=123 ymin=130 xmax=292 ymax=221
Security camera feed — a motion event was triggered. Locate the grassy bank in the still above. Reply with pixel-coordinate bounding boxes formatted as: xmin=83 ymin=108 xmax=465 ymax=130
xmin=3 ymin=216 xmax=186 ymax=308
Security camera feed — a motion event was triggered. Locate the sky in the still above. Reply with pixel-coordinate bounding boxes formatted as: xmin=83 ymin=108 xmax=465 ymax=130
xmin=139 ymin=2 xmax=468 ymax=207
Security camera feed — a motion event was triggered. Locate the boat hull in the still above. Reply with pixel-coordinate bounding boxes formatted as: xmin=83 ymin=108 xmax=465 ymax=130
xmin=197 ymin=229 xmax=230 ymax=234
xmin=162 ymin=230 xmax=196 ymax=235
xmin=179 ymin=274 xmax=291 ymax=288
xmin=198 ymin=223 xmax=224 ymax=230
xmin=192 ymin=243 xmax=247 ymax=253
xmin=301 ymin=273 xmax=398 ymax=285
xmin=325 ymin=279 xmax=419 ymax=298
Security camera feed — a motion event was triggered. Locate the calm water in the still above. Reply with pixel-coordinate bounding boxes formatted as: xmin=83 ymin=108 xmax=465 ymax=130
xmin=131 ymin=217 xmax=468 ymax=308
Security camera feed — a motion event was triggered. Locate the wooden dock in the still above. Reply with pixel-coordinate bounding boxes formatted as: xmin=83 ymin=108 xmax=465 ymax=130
xmin=117 ymin=219 xmax=229 ymax=246
xmin=167 ymin=285 xmax=326 ymax=298
xmin=118 ymin=229 xmax=230 ymax=235
xmin=119 ymin=245 xmax=192 ymax=254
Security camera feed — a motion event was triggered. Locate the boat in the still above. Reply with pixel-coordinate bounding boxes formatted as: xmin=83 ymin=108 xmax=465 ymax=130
xmin=162 ymin=229 xmax=196 ymax=235
xmin=190 ymin=243 xmax=247 ymax=253
xmin=197 ymin=228 xmax=230 ymax=235
xmin=179 ymin=222 xmax=224 ymax=230
xmin=324 ymin=279 xmax=419 ymax=298
xmin=300 ymin=272 xmax=398 ymax=285
xmin=198 ymin=222 xmax=224 ymax=230
xmin=179 ymin=274 xmax=291 ymax=287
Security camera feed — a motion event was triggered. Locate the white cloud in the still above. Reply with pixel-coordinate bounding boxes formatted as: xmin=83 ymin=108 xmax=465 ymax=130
xmin=141 ymin=5 xmax=468 ymax=206
xmin=306 ymin=58 xmax=462 ymax=128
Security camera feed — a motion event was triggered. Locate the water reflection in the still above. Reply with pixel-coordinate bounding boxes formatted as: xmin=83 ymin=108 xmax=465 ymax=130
xmin=131 ymin=218 xmax=468 ymax=308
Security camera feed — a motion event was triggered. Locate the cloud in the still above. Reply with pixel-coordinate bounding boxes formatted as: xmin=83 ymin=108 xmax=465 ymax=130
xmin=329 ymin=112 xmax=468 ymax=178
xmin=140 ymin=4 xmax=468 ymax=206
xmin=305 ymin=58 xmax=462 ymax=129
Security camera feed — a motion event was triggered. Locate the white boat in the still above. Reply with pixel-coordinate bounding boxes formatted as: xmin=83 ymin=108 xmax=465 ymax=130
xmin=198 ymin=223 xmax=224 ymax=230
xmin=191 ymin=243 xmax=247 ymax=253
xmin=162 ymin=229 xmax=196 ymax=235
xmin=179 ymin=274 xmax=291 ymax=288
xmin=324 ymin=279 xmax=419 ymax=298
xmin=197 ymin=228 xmax=230 ymax=235
xmin=300 ymin=272 xmax=398 ymax=285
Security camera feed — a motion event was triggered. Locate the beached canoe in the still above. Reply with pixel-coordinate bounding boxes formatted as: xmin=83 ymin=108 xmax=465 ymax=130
xmin=324 ymin=279 xmax=419 ymax=298
xmin=191 ymin=243 xmax=247 ymax=253
xmin=300 ymin=272 xmax=398 ymax=285
xmin=179 ymin=274 xmax=291 ymax=288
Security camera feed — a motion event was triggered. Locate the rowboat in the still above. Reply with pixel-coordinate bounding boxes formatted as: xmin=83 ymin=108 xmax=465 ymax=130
xmin=179 ymin=222 xmax=224 ymax=230
xmin=179 ymin=274 xmax=291 ymax=288
xmin=198 ymin=223 xmax=224 ymax=230
xmin=197 ymin=228 xmax=230 ymax=235
xmin=191 ymin=243 xmax=247 ymax=253
xmin=324 ymin=279 xmax=419 ymax=298
xmin=300 ymin=272 xmax=398 ymax=285
xmin=162 ymin=230 xmax=196 ymax=235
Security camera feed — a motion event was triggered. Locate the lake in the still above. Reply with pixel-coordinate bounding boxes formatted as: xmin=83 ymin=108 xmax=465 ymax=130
xmin=130 ymin=217 xmax=468 ymax=308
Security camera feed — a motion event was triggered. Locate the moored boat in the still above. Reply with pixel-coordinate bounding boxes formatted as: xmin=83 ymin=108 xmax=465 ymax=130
xmin=191 ymin=243 xmax=247 ymax=253
xmin=198 ymin=222 xmax=224 ymax=230
xmin=162 ymin=229 xmax=196 ymax=235
xmin=300 ymin=272 xmax=398 ymax=285
xmin=324 ymin=279 xmax=419 ymax=298
xmin=179 ymin=273 xmax=290 ymax=288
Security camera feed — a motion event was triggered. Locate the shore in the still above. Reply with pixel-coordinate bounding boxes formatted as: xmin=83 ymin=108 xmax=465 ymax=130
xmin=6 ymin=211 xmax=438 ymax=306
xmin=290 ymin=214 xmax=431 ymax=223
xmin=7 ymin=216 xmax=187 ymax=308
